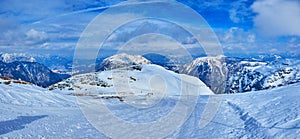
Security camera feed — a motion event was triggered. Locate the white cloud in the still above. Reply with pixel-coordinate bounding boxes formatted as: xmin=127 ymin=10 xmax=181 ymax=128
xmin=222 ymin=27 xmax=256 ymax=43
xmin=25 ymin=29 xmax=48 ymax=45
xmin=270 ymin=48 xmax=278 ymax=52
xmin=251 ymin=0 xmax=300 ymax=37
xmin=219 ymin=27 xmax=262 ymax=54
xmin=182 ymin=36 xmax=197 ymax=44
xmin=247 ymin=34 xmax=255 ymax=43
xmin=289 ymin=37 xmax=298 ymax=43
xmin=229 ymin=0 xmax=253 ymax=23
xmin=26 ymin=29 xmax=48 ymax=41
xmin=223 ymin=27 xmax=239 ymax=42
xmin=117 ymin=33 xmax=191 ymax=58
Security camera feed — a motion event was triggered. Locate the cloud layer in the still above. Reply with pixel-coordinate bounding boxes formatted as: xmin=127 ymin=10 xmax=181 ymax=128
xmin=0 ymin=0 xmax=299 ymax=57
xmin=252 ymin=0 xmax=300 ymax=37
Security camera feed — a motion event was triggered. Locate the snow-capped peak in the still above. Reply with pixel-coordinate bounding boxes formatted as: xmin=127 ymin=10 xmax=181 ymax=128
xmin=181 ymin=56 xmax=300 ymax=94
xmin=0 ymin=53 xmax=36 ymax=63
xmin=97 ymin=53 xmax=151 ymax=71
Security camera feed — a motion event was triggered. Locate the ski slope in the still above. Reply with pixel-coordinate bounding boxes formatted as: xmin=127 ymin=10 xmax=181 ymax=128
xmin=1 ymin=79 xmax=300 ymax=138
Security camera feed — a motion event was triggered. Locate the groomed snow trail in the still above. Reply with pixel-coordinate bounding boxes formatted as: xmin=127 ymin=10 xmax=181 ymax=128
xmin=1 ymin=83 xmax=300 ymax=138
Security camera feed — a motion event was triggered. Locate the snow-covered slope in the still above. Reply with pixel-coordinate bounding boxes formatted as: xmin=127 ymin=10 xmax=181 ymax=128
xmin=0 ymin=76 xmax=31 ymax=85
xmin=0 ymin=78 xmax=299 ymax=138
xmin=50 ymin=64 xmax=213 ymax=102
xmin=0 ymin=81 xmax=74 ymax=107
xmin=96 ymin=53 xmax=151 ymax=71
xmin=173 ymin=83 xmax=300 ymax=138
xmin=0 ymin=81 xmax=107 ymax=138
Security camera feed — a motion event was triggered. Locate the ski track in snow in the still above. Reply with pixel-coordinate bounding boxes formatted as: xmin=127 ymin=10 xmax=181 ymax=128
xmin=227 ymin=101 xmax=269 ymax=138
xmin=1 ymin=80 xmax=300 ymax=138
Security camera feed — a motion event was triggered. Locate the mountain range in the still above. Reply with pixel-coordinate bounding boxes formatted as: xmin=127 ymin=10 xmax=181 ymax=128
xmin=0 ymin=61 xmax=69 ymax=87
xmin=94 ymin=53 xmax=300 ymax=94
xmin=0 ymin=53 xmax=72 ymax=74
xmin=0 ymin=52 xmax=299 ymax=138
xmin=1 ymin=52 xmax=299 ymax=93
xmin=181 ymin=56 xmax=300 ymax=93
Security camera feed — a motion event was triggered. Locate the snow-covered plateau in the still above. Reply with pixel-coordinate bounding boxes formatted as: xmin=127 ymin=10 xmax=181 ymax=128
xmin=0 ymin=64 xmax=299 ymax=138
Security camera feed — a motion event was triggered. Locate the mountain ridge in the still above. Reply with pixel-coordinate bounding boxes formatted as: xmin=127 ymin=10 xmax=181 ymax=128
xmin=0 ymin=61 xmax=70 ymax=87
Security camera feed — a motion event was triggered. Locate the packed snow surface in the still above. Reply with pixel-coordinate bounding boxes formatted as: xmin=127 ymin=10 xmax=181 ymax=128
xmin=1 ymin=69 xmax=300 ymax=138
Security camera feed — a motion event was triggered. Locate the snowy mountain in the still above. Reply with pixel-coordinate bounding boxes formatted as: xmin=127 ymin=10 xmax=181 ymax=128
xmin=2 ymin=52 xmax=299 ymax=92
xmin=0 ymin=74 xmax=299 ymax=138
xmin=0 ymin=53 xmax=73 ymax=74
xmin=180 ymin=55 xmax=229 ymax=94
xmin=181 ymin=56 xmax=300 ymax=93
xmin=96 ymin=53 xmax=151 ymax=71
xmin=0 ymin=61 xmax=70 ymax=87
xmin=50 ymin=64 xmax=213 ymax=102
xmin=0 ymin=53 xmax=36 ymax=63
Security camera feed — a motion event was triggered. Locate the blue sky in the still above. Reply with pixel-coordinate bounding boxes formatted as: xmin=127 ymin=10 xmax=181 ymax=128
xmin=0 ymin=0 xmax=299 ymax=57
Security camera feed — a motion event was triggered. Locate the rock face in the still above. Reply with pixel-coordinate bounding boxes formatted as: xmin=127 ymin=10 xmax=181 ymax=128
xmin=96 ymin=53 xmax=151 ymax=71
xmin=181 ymin=56 xmax=300 ymax=94
xmin=180 ymin=56 xmax=228 ymax=94
xmin=0 ymin=61 xmax=70 ymax=87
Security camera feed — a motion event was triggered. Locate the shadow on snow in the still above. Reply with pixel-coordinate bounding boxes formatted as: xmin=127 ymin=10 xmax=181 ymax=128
xmin=0 ymin=115 xmax=48 ymax=135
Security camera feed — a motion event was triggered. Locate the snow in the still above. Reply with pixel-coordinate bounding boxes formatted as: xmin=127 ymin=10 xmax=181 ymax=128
xmin=182 ymin=56 xmax=300 ymax=93
xmin=106 ymin=53 xmax=151 ymax=65
xmin=0 ymin=70 xmax=300 ymax=138
xmin=97 ymin=53 xmax=151 ymax=71
xmin=241 ymin=61 xmax=267 ymax=71
xmin=185 ymin=56 xmax=225 ymax=74
xmin=0 ymin=53 xmax=36 ymax=63
xmin=50 ymin=64 xmax=213 ymax=98
xmin=240 ymin=61 xmax=267 ymax=66
xmin=0 ymin=83 xmax=108 ymax=138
